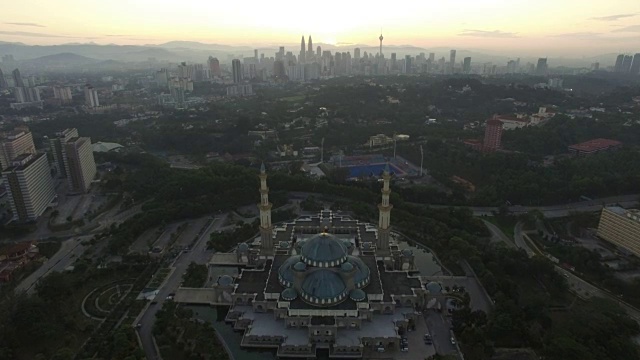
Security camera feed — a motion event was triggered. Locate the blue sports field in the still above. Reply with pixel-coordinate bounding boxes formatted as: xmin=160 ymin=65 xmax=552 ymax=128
xmin=346 ymin=163 xmax=405 ymax=178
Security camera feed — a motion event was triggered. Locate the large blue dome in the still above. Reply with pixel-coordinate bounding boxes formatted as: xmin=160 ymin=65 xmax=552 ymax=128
xmin=300 ymin=233 xmax=348 ymax=267
xmin=301 ymin=269 xmax=347 ymax=305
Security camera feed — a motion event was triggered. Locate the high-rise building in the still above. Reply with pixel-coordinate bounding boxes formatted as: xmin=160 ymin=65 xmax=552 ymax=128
xmin=597 ymin=207 xmax=640 ymax=257
xmin=614 ymin=54 xmax=625 ymax=72
xmin=2 ymin=153 xmax=56 ymax=222
xmin=273 ymin=60 xmax=286 ymax=78
xmin=463 ymin=57 xmax=472 ymax=73
xmin=378 ymin=33 xmax=384 ymax=57
xmin=49 ymin=128 xmax=79 ymax=177
xmin=449 ymin=50 xmax=456 ymax=73
xmin=308 ymin=36 xmax=313 ymax=56
xmin=63 ymin=136 xmax=97 ymax=193
xmin=84 ymin=85 xmax=99 ymax=107
xmin=53 ymin=86 xmax=73 ymax=104
xmin=622 ymin=55 xmax=633 ymax=73
xmin=428 ymin=53 xmax=435 ymax=62
xmin=12 ymin=69 xmax=24 ymax=87
xmin=254 ymin=49 xmax=259 ymax=60
xmin=208 ymin=57 xmax=221 ymax=77
xmin=232 ymin=59 xmax=243 ymax=83
xmin=0 ymin=68 xmax=7 ymax=89
xmin=404 ymin=55 xmax=411 ymax=74
xmin=300 ymin=36 xmax=306 ymax=63
xmin=354 ymin=48 xmax=361 ymax=60
xmin=0 ymin=129 xmax=36 ymax=170
xmin=630 ymin=53 xmax=640 ymax=75
xmin=535 ymin=58 xmax=548 ymax=75
xmin=316 ymin=46 xmax=321 ymax=57
xmin=483 ymin=118 xmax=503 ymax=152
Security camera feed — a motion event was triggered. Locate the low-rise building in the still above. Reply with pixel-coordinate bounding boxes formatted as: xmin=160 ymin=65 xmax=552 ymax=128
xmin=597 ymin=207 xmax=640 ymax=257
xmin=568 ymin=138 xmax=622 ymax=156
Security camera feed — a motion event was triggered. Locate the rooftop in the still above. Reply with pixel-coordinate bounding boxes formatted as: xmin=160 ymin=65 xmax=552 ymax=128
xmin=569 ymin=138 xmax=622 ymax=152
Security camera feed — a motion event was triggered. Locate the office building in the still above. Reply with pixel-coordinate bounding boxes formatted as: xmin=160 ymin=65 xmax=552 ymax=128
xmin=300 ymin=36 xmax=306 ymax=63
xmin=12 ymin=69 xmax=24 ymax=87
xmin=354 ymin=48 xmax=361 ymax=60
xmin=0 ymin=129 xmax=36 ymax=170
xmin=232 ymin=59 xmax=243 ymax=84
xmin=84 ymin=85 xmax=99 ymax=107
xmin=483 ymin=118 xmax=503 ymax=152
xmin=63 ymin=137 xmax=97 ymax=193
xmin=449 ymin=50 xmax=456 ymax=73
xmin=208 ymin=57 xmax=221 ymax=77
xmin=630 ymin=53 xmax=640 ymax=75
xmin=49 ymin=128 xmax=79 ymax=177
xmin=308 ymin=36 xmax=313 ymax=57
xmin=536 ymin=58 xmax=548 ymax=75
xmin=2 ymin=153 xmax=56 ymax=222
xmin=316 ymin=46 xmax=321 ymax=57
xmin=0 ymin=68 xmax=7 ymax=89
xmin=597 ymin=207 xmax=640 ymax=257
xmin=463 ymin=57 xmax=471 ymax=73
xmin=404 ymin=55 xmax=411 ymax=74
xmin=622 ymin=55 xmax=633 ymax=73
xmin=614 ymin=54 xmax=625 ymax=72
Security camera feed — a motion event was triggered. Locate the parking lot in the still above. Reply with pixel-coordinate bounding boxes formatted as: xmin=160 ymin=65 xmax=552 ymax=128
xmin=363 ymin=314 xmax=437 ymax=360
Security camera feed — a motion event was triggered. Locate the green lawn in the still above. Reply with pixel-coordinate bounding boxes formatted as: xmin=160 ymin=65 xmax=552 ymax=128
xmin=484 ymin=216 xmax=516 ymax=242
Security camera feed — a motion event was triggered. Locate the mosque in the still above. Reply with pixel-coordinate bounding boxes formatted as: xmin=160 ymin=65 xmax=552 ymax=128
xmin=205 ymin=163 xmax=444 ymax=358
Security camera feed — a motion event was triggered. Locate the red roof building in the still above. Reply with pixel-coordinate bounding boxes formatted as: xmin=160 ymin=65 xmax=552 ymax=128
xmin=483 ymin=119 xmax=503 ymax=153
xmin=568 ymin=138 xmax=622 ymax=156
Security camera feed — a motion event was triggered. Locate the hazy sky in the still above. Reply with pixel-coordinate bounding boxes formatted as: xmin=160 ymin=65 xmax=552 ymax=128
xmin=2 ymin=0 xmax=639 ymax=56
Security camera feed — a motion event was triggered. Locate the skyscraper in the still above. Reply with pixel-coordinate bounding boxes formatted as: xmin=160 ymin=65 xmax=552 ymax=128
xmin=614 ymin=54 xmax=625 ymax=72
xmin=316 ymin=46 xmax=321 ymax=57
xmin=354 ymin=48 xmax=361 ymax=60
xmin=53 ymin=86 xmax=72 ymax=104
xmin=622 ymin=55 xmax=633 ymax=73
xmin=208 ymin=57 xmax=221 ymax=77
xmin=449 ymin=50 xmax=456 ymax=73
xmin=12 ymin=69 xmax=24 ymax=87
xmin=300 ymin=36 xmax=306 ymax=63
xmin=2 ymin=153 xmax=56 ymax=222
xmin=630 ymin=53 xmax=640 ymax=75
xmin=0 ymin=68 xmax=7 ymax=89
xmin=463 ymin=57 xmax=472 ymax=73
xmin=483 ymin=118 xmax=503 ymax=152
xmin=254 ymin=49 xmax=258 ymax=60
xmin=308 ymin=35 xmax=313 ymax=55
xmin=84 ymin=85 xmax=99 ymax=107
xmin=0 ymin=129 xmax=36 ymax=170
xmin=63 ymin=136 xmax=97 ymax=193
xmin=49 ymin=128 xmax=79 ymax=177
xmin=232 ymin=59 xmax=242 ymax=83
xmin=404 ymin=55 xmax=411 ymax=74
xmin=536 ymin=58 xmax=548 ymax=75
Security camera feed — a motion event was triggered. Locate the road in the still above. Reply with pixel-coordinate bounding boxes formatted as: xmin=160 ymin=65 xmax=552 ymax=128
xmin=490 ymin=221 xmax=640 ymax=323
xmin=424 ymin=312 xmax=457 ymax=356
xmin=137 ymin=214 xmax=227 ymax=360
xmin=482 ymin=220 xmax=515 ymax=248
xmin=15 ymin=236 xmax=91 ymax=294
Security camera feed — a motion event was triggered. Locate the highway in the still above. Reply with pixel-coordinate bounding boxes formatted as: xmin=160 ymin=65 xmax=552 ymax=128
xmin=137 ymin=214 xmax=227 ymax=360
xmin=15 ymin=235 xmax=91 ymax=294
xmin=501 ymin=221 xmax=640 ymax=323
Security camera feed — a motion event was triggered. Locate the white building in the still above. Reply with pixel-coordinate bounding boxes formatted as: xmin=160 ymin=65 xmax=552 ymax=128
xmin=63 ymin=137 xmax=97 ymax=193
xmin=84 ymin=85 xmax=99 ymax=107
xmin=2 ymin=153 xmax=56 ymax=222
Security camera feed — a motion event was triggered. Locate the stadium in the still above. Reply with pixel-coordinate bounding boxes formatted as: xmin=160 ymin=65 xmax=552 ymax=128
xmin=329 ymin=154 xmax=420 ymax=179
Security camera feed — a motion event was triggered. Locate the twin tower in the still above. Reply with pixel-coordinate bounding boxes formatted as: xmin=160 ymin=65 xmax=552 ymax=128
xmin=258 ymin=163 xmax=393 ymax=253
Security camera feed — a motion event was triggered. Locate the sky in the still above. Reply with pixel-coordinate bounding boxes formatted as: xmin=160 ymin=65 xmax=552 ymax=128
xmin=1 ymin=0 xmax=639 ymax=56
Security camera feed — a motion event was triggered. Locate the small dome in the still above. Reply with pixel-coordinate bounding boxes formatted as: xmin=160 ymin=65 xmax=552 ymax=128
xmin=278 ymin=255 xmax=302 ymax=286
xmin=346 ymin=256 xmax=371 ymax=287
xmin=340 ymin=262 xmax=354 ymax=272
xmin=402 ymin=249 xmax=413 ymax=257
xmin=350 ymin=289 xmax=366 ymax=301
xmin=427 ymin=281 xmax=442 ymax=294
xmin=218 ymin=275 xmax=233 ymax=286
xmin=362 ymin=242 xmax=371 ymax=250
xmin=237 ymin=243 xmax=249 ymax=251
xmin=282 ymin=288 xmax=297 ymax=301
xmin=301 ymin=269 xmax=346 ymax=301
xmin=294 ymin=262 xmax=307 ymax=271
xmin=343 ymin=240 xmax=353 ymax=248
xmin=300 ymin=233 xmax=348 ymax=267
xmin=279 ymin=241 xmax=290 ymax=249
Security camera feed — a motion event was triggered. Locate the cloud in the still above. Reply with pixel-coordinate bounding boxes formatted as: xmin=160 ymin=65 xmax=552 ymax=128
xmin=4 ymin=22 xmax=45 ymax=27
xmin=551 ymin=32 xmax=602 ymax=38
xmin=590 ymin=13 xmax=636 ymax=21
xmin=458 ymin=29 xmax=518 ymax=38
xmin=105 ymin=34 xmax=130 ymax=37
xmin=0 ymin=30 xmax=72 ymax=38
xmin=612 ymin=25 xmax=640 ymax=33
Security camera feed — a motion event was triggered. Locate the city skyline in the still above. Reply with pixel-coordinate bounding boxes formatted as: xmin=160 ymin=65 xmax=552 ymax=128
xmin=1 ymin=0 xmax=639 ymax=56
